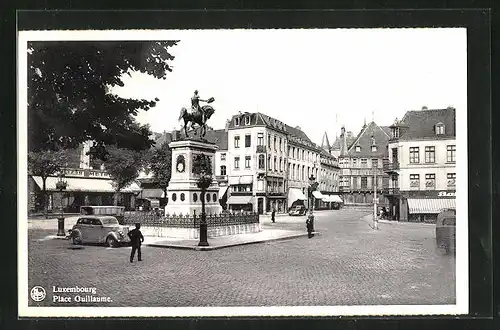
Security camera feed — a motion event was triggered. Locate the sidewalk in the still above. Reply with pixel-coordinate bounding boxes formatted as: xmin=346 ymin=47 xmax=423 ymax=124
xmin=28 ymin=214 xmax=315 ymax=250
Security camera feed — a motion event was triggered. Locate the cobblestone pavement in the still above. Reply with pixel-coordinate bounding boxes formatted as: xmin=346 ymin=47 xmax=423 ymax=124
xmin=26 ymin=209 xmax=455 ymax=307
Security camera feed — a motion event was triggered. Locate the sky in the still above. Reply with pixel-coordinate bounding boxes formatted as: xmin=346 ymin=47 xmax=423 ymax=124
xmin=111 ymin=28 xmax=467 ymax=145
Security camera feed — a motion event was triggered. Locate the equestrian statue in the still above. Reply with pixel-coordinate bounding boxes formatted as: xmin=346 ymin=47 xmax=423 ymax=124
xmin=178 ymin=90 xmax=216 ymax=138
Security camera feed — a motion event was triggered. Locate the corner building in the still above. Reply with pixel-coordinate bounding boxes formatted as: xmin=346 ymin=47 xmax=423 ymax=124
xmin=383 ymin=107 xmax=456 ymax=222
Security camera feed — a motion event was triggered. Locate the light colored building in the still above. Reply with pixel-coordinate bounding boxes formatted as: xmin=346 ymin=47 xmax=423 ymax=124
xmin=226 ymin=112 xmax=288 ymax=214
xmin=383 ymin=107 xmax=456 ymax=222
xmin=338 ymin=122 xmax=391 ymax=207
xmin=286 ymin=125 xmax=320 ymax=210
xmin=317 ymin=133 xmax=341 ymax=208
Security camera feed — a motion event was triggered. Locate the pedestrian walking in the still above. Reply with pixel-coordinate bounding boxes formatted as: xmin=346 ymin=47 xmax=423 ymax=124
xmin=128 ymin=223 xmax=144 ymax=262
xmin=271 ymin=208 xmax=276 ymax=223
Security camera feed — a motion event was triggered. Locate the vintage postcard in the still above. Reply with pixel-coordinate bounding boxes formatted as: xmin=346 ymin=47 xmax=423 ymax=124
xmin=18 ymin=28 xmax=468 ymax=317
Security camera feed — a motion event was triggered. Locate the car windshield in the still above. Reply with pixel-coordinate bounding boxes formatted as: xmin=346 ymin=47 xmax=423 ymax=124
xmin=100 ymin=218 xmax=118 ymax=225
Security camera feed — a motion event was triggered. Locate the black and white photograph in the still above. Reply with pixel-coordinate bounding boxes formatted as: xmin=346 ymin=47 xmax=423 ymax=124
xmin=18 ymin=27 xmax=468 ymax=317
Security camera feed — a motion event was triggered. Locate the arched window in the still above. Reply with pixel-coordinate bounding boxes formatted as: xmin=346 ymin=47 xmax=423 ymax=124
xmin=172 ymin=193 xmax=177 ymax=202
xmin=206 ymin=193 xmax=211 ymax=202
xmin=193 ymin=193 xmax=198 ymax=202
xmin=213 ymin=193 xmax=217 ymax=201
xmin=180 ymin=193 xmax=185 ymax=201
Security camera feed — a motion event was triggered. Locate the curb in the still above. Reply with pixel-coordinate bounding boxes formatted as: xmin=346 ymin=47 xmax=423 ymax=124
xmin=145 ymin=231 xmax=320 ymax=251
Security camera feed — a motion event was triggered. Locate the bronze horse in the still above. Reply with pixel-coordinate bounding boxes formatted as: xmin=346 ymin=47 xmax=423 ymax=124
xmin=178 ymin=98 xmax=215 ymax=138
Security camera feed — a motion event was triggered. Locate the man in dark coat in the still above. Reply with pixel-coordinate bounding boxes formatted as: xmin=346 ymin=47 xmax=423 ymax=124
xmin=128 ymin=223 xmax=144 ymax=262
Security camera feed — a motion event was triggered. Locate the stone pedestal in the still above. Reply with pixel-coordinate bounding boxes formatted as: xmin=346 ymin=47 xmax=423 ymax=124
xmin=164 ymin=138 xmax=222 ymax=216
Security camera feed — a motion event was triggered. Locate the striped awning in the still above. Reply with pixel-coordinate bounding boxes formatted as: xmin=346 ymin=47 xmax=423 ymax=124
xmin=407 ymin=198 xmax=456 ymax=214
xmin=32 ymin=176 xmax=141 ymax=193
xmin=312 ymin=191 xmax=325 ymax=199
xmin=323 ymin=194 xmax=343 ymax=203
xmin=227 ymin=195 xmax=253 ymax=205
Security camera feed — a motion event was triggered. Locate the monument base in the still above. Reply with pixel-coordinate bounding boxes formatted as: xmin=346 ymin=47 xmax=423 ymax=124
xmin=141 ymin=223 xmax=262 ymax=239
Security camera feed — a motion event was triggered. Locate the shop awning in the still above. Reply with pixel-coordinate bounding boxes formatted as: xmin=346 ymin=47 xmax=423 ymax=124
xmin=323 ymin=194 xmax=343 ymax=203
xmin=227 ymin=195 xmax=253 ymax=205
xmin=288 ymin=188 xmax=307 ymax=208
xmin=218 ymin=186 xmax=229 ymax=199
xmin=407 ymin=198 xmax=456 ymax=214
xmin=228 ymin=176 xmax=253 ymax=185
xmin=312 ymin=191 xmax=325 ymax=199
xmin=32 ymin=176 xmax=141 ymax=193
xmin=139 ymin=188 xmax=164 ymax=199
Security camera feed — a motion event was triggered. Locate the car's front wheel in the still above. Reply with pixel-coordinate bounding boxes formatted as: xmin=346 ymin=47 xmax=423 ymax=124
xmin=106 ymin=236 xmax=118 ymax=248
xmin=72 ymin=232 xmax=82 ymax=245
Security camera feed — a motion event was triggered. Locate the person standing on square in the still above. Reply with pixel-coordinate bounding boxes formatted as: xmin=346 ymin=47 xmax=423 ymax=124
xmin=128 ymin=223 xmax=144 ymax=262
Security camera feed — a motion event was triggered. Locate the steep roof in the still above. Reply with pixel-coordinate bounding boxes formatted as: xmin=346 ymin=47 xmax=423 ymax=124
xmin=398 ymin=108 xmax=456 ymax=140
xmin=203 ymin=129 xmax=228 ymax=150
xmin=347 ymin=121 xmax=391 ymax=158
xmin=331 ymin=131 xmax=356 ymax=151
xmin=321 ymin=132 xmax=331 ymax=150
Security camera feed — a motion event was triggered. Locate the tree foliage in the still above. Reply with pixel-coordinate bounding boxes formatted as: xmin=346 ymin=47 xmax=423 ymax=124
xmin=28 ymin=40 xmax=179 ymax=155
xmin=149 ymin=142 xmax=172 ymax=196
xmin=192 ymin=153 xmax=213 ymax=189
xmin=28 ymin=149 xmax=70 ymax=215
xmin=104 ymin=146 xmax=146 ymax=204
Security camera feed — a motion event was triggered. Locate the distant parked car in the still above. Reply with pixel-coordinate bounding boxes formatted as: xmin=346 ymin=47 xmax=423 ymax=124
xmin=435 ymin=208 xmax=456 ymax=255
xmin=69 ymin=215 xmax=131 ymax=248
xmin=289 ymin=205 xmax=307 ymax=216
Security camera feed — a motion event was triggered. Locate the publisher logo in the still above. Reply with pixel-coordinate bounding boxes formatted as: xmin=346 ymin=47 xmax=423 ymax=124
xmin=30 ymin=286 xmax=46 ymax=302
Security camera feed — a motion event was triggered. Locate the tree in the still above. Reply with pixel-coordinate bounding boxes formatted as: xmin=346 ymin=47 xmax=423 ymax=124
xmin=149 ymin=142 xmax=172 ymax=200
xmin=104 ymin=146 xmax=146 ymax=207
xmin=28 ymin=40 xmax=179 ymax=156
xmin=192 ymin=153 xmax=213 ymax=246
xmin=28 ymin=150 xmax=69 ymax=217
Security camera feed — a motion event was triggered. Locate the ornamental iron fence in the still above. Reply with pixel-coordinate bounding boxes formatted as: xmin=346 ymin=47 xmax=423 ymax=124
xmin=124 ymin=211 xmax=259 ymax=228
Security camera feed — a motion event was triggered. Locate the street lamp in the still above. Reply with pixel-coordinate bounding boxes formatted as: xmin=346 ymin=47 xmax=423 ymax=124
xmin=55 ymin=172 xmax=68 ymax=236
xmin=307 ymin=173 xmax=318 ymax=238
xmin=372 ymin=138 xmax=379 ymax=230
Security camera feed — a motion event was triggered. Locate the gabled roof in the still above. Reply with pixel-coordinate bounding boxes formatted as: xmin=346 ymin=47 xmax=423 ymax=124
xmin=331 ymin=131 xmax=356 ymax=151
xmin=347 ymin=121 xmax=390 ymax=158
xmin=398 ymin=108 xmax=456 ymax=140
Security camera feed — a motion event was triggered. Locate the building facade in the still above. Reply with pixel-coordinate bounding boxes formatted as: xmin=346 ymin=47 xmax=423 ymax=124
xmin=383 ymin=107 xmax=456 ymax=222
xmin=28 ymin=141 xmax=140 ymax=214
xmin=226 ymin=112 xmax=288 ymax=214
xmin=338 ymin=122 xmax=390 ymax=208
xmin=286 ymin=125 xmax=320 ymax=210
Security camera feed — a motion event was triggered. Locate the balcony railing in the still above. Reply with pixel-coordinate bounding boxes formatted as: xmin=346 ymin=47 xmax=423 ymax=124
xmin=383 ymin=187 xmax=400 ymax=195
xmin=256 ymin=145 xmax=266 ymax=153
xmin=383 ymin=158 xmax=399 ymax=172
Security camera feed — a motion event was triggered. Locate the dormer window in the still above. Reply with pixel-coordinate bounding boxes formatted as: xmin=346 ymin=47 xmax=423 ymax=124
xmin=435 ymin=122 xmax=445 ymax=135
xmin=371 ymin=145 xmax=377 ymax=152
xmin=355 ymin=146 xmax=361 ymax=152
xmin=245 ymin=116 xmax=250 ymax=125
xmin=392 ymin=128 xmax=400 ymax=138
xmin=235 ymin=117 xmax=241 ymax=126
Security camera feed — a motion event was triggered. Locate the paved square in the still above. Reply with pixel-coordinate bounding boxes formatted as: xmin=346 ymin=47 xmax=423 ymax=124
xmin=27 ymin=209 xmax=455 ymax=307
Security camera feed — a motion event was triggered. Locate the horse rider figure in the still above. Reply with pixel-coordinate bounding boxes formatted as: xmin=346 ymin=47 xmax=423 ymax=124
xmin=191 ymin=90 xmax=209 ymax=124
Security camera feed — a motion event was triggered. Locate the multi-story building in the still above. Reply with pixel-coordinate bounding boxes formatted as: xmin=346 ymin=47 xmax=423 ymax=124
xmin=226 ymin=112 xmax=288 ymax=214
xmin=286 ymin=125 xmax=321 ymax=210
xmin=338 ymin=122 xmax=390 ymax=207
xmin=383 ymin=107 xmax=456 ymax=222
xmin=28 ymin=141 xmax=141 ymax=213
xmin=317 ymin=134 xmax=342 ymax=208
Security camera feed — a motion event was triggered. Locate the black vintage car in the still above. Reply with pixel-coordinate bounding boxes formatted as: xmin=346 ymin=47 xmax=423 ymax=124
xmin=435 ymin=208 xmax=456 ymax=255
